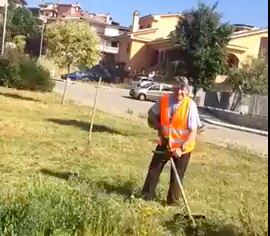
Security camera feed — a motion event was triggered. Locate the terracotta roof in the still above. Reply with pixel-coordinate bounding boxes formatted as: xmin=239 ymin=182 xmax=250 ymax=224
xmin=140 ymin=13 xmax=181 ymax=19
xmin=114 ymin=28 xmax=157 ymax=39
xmin=231 ymin=28 xmax=268 ymax=38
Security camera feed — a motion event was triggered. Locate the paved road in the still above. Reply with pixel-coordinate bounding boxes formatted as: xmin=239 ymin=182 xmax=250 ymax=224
xmin=54 ymin=81 xmax=268 ymax=156
xmin=55 ymin=81 xmax=154 ymax=116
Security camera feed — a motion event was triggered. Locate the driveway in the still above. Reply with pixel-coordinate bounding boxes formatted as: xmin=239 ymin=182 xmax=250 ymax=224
xmin=54 ymin=81 xmax=268 ymax=156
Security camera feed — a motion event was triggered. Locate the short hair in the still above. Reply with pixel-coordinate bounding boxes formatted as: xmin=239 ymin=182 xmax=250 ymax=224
xmin=174 ymin=76 xmax=189 ymax=88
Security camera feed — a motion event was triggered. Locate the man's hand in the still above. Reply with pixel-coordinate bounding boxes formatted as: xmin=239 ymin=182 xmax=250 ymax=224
xmin=170 ymin=148 xmax=183 ymax=158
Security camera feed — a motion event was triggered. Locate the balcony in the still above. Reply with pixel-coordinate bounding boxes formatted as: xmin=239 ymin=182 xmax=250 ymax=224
xmin=104 ymin=26 xmax=119 ymax=37
xmin=99 ymin=44 xmax=119 ymax=54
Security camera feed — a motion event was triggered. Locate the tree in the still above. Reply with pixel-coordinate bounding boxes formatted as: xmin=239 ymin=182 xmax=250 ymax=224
xmin=45 ymin=21 xmax=101 ymax=104
xmin=13 ymin=35 xmax=26 ymax=53
xmin=0 ymin=1 xmax=41 ymax=54
xmin=9 ymin=7 xmax=41 ymax=37
xmin=229 ymin=52 xmax=268 ymax=111
xmin=171 ymin=1 xmax=234 ymax=96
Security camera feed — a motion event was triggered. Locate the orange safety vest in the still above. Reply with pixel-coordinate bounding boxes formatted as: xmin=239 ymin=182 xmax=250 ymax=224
xmin=158 ymin=94 xmax=195 ymax=154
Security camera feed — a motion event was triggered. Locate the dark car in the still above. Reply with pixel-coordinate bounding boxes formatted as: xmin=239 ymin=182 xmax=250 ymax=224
xmin=61 ymin=71 xmax=111 ymax=82
xmin=61 ymin=66 xmax=112 ymax=83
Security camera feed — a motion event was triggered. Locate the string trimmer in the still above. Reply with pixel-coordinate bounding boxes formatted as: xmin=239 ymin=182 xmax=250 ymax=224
xmin=153 ymin=134 xmax=205 ymax=230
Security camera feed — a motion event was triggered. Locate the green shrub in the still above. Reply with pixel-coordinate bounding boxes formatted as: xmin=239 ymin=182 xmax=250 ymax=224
xmin=0 ymin=50 xmax=55 ymax=92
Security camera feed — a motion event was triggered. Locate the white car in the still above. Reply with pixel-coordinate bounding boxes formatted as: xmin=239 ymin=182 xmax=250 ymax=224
xmin=131 ymin=76 xmax=154 ymax=88
xmin=129 ymin=83 xmax=172 ymax=101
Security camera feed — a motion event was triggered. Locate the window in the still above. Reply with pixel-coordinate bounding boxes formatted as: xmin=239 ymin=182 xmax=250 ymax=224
xmin=141 ymin=78 xmax=153 ymax=82
xmin=149 ymin=84 xmax=160 ymax=91
xmin=141 ymin=83 xmax=153 ymax=88
xmin=111 ymin=41 xmax=118 ymax=47
xmin=161 ymin=84 xmax=172 ymax=92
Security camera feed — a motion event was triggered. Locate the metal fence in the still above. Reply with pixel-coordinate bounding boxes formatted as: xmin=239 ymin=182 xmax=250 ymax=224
xmin=248 ymin=95 xmax=268 ymax=118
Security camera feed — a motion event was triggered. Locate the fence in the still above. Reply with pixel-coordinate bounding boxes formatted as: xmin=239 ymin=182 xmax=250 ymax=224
xmin=248 ymin=95 xmax=268 ymax=118
xmin=196 ymin=90 xmax=268 ymax=119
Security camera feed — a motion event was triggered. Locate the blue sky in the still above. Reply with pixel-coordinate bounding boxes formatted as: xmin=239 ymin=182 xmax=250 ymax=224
xmin=27 ymin=0 xmax=268 ymax=28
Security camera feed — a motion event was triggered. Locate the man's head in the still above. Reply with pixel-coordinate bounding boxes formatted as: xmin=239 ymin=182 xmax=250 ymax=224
xmin=172 ymin=76 xmax=190 ymax=102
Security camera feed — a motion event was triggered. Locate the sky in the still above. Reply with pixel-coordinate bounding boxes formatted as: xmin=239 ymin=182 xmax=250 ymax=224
xmin=27 ymin=0 xmax=268 ymax=28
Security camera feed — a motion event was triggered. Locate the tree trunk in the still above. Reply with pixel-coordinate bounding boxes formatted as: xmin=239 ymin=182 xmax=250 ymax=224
xmin=230 ymin=85 xmax=243 ymax=111
xmin=192 ymin=86 xmax=198 ymax=99
xmin=61 ymin=64 xmax=70 ymax=105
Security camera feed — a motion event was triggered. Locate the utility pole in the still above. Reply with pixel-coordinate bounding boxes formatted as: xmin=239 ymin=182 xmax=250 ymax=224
xmin=39 ymin=18 xmax=47 ymax=58
xmin=1 ymin=1 xmax=8 ymax=55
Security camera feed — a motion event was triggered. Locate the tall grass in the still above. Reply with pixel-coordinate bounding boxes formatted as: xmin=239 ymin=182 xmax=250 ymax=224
xmin=0 ymin=87 xmax=268 ymax=236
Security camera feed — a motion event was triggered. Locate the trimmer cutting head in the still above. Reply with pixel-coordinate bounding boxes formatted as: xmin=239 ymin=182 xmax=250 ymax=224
xmin=172 ymin=213 xmax=207 ymax=236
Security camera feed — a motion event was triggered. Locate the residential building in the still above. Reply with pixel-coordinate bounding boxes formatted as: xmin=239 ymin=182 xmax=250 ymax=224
xmin=115 ymin=11 xmax=268 ymax=75
xmin=38 ymin=1 xmax=130 ymax=65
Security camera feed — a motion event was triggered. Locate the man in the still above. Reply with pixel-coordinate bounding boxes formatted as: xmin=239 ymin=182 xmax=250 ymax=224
xmin=142 ymin=76 xmax=201 ymax=205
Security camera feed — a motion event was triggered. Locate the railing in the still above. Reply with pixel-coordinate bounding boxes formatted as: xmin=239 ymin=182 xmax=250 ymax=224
xmin=99 ymin=45 xmax=119 ymax=54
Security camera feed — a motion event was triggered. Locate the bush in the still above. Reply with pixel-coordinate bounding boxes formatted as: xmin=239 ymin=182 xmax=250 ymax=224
xmin=0 ymin=50 xmax=55 ymax=92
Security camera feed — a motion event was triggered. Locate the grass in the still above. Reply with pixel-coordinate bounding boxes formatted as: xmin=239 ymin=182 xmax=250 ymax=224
xmin=0 ymin=87 xmax=268 ymax=236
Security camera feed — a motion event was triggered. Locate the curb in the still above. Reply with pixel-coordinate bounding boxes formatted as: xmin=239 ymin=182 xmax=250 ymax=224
xmin=203 ymin=118 xmax=268 ymax=137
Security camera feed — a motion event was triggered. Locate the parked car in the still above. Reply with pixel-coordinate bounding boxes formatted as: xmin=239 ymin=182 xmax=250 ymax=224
xmin=131 ymin=76 xmax=154 ymax=88
xmin=61 ymin=65 xmax=112 ymax=83
xmin=61 ymin=71 xmax=112 ymax=82
xmin=129 ymin=83 xmax=172 ymax=101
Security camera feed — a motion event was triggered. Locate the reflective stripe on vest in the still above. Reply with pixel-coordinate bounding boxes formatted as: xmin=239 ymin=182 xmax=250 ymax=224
xmin=158 ymin=94 xmax=195 ymax=153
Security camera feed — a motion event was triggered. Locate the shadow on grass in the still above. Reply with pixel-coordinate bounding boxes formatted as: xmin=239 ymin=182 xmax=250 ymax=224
xmin=0 ymin=92 xmax=40 ymax=102
xmin=38 ymin=168 xmax=137 ymax=199
xmin=46 ymin=118 xmax=123 ymax=135
xmin=95 ymin=180 xmax=136 ymax=199
xmin=39 ymin=168 xmax=78 ymax=180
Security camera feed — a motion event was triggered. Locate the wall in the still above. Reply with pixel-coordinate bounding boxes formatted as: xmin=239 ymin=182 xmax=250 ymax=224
xmin=129 ymin=40 xmax=149 ymax=72
xmin=154 ymin=16 xmax=180 ymax=38
xmin=194 ymin=90 xmax=268 ymax=118
xmin=91 ymin=24 xmax=105 ymax=34
xmin=134 ymin=31 xmax=157 ymax=40
xmin=139 ymin=17 xmax=155 ymax=29
xmin=230 ymin=32 xmax=268 ymax=61
xmin=118 ymin=38 xmax=131 ymax=65
xmin=248 ymin=95 xmax=268 ymax=117
xmin=137 ymin=15 xmax=180 ymax=39
xmin=259 ymin=37 xmax=268 ymax=59
xmin=104 ymin=26 xmax=119 ymax=37
xmin=203 ymin=106 xmax=268 ymax=131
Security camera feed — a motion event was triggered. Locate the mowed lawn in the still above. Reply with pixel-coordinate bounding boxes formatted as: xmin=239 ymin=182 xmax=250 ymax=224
xmin=0 ymin=87 xmax=268 ymax=236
